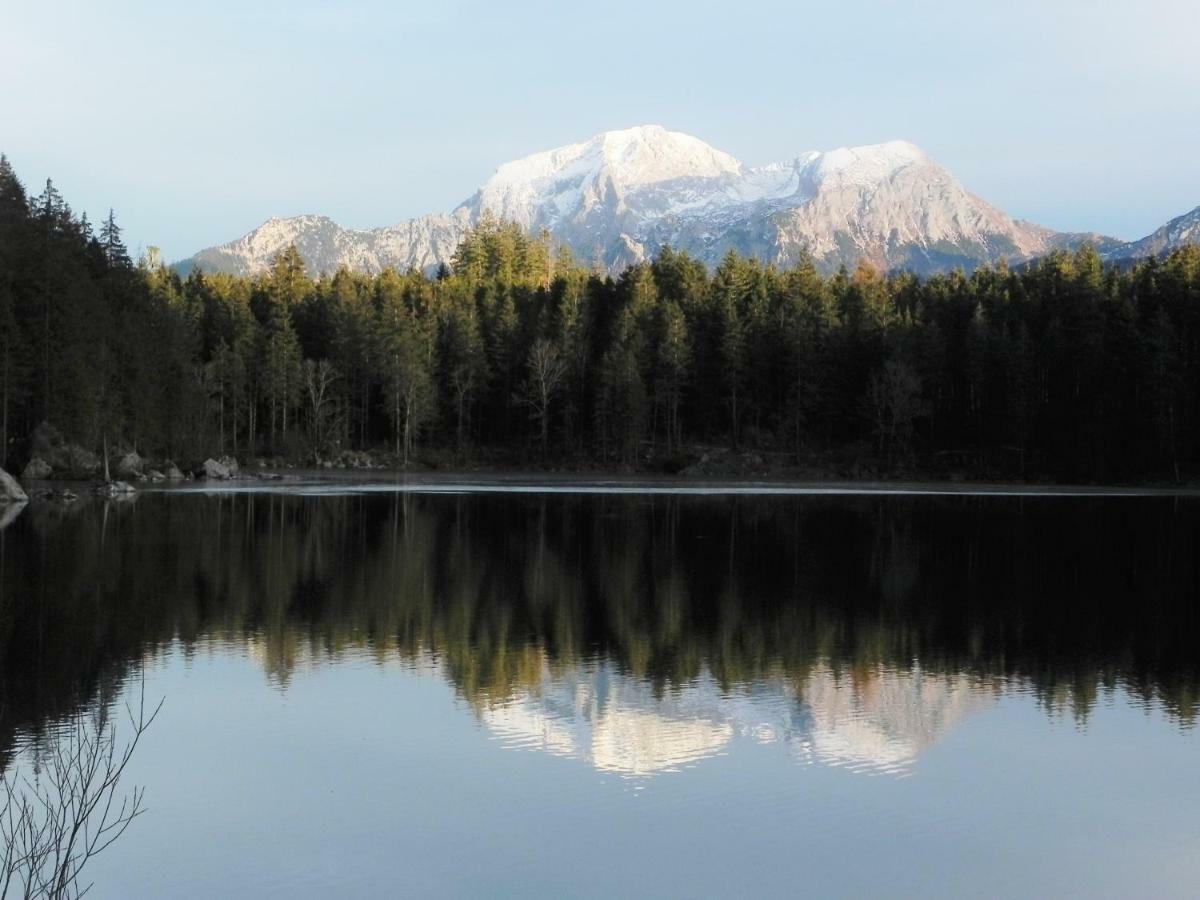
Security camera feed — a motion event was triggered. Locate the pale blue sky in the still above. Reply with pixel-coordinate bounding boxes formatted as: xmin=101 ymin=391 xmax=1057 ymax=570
xmin=2 ymin=0 xmax=1198 ymax=260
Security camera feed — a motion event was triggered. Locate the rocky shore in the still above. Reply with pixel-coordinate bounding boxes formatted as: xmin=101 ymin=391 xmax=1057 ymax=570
xmin=8 ymin=421 xmax=1198 ymax=499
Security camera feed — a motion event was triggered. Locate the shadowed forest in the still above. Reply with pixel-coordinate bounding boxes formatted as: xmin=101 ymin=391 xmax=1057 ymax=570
xmin=2 ymin=156 xmax=1200 ymax=481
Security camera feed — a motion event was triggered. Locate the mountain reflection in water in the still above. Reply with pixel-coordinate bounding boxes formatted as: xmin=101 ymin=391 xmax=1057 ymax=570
xmin=482 ymin=661 xmax=994 ymax=778
xmin=0 ymin=487 xmax=1196 ymax=773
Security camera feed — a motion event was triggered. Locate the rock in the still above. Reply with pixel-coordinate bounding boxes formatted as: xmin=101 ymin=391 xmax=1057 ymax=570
xmin=201 ymin=458 xmax=231 ymax=480
xmin=93 ymin=480 xmax=135 ymax=497
xmin=116 ymin=451 xmax=144 ymax=478
xmin=0 ymin=501 xmax=26 ymax=530
xmin=22 ymin=457 xmax=52 ymax=480
xmin=0 ymin=468 xmax=29 ymax=503
xmin=217 ymin=455 xmax=239 ymax=477
xmin=163 ymin=461 xmax=185 ymax=480
xmin=147 ymin=469 xmax=166 ymax=482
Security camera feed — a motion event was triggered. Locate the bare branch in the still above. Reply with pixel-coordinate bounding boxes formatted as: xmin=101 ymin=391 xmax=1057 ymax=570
xmin=0 ymin=684 xmax=162 ymax=899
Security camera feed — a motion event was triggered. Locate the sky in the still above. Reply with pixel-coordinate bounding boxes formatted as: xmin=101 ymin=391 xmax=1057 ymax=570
xmin=2 ymin=0 xmax=1198 ymax=261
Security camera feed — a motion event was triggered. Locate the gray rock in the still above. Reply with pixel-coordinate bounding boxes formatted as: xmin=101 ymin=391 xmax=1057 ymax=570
xmin=201 ymin=458 xmax=231 ymax=480
xmin=0 ymin=468 xmax=29 ymax=503
xmin=0 ymin=501 xmax=26 ymax=529
xmin=22 ymin=456 xmax=52 ymax=480
xmin=217 ymin=455 xmax=240 ymax=477
xmin=147 ymin=469 xmax=166 ymax=482
xmin=164 ymin=461 xmax=185 ymax=480
xmin=116 ymin=451 xmax=144 ymax=478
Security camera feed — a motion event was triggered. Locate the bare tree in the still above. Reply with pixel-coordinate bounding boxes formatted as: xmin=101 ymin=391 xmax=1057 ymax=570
xmin=1 ymin=686 xmax=162 ymax=899
xmin=517 ymin=339 xmax=569 ymax=455
xmin=302 ymin=359 xmax=339 ymax=450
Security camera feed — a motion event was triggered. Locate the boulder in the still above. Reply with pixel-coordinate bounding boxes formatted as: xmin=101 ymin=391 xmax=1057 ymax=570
xmin=201 ymin=458 xmax=231 ymax=480
xmin=146 ymin=469 xmax=166 ymax=482
xmin=22 ymin=456 xmax=52 ymax=480
xmin=217 ymin=455 xmax=239 ymax=477
xmin=163 ymin=461 xmax=185 ymax=480
xmin=116 ymin=451 xmax=144 ymax=478
xmin=0 ymin=468 xmax=29 ymax=503
xmin=0 ymin=501 xmax=25 ymax=530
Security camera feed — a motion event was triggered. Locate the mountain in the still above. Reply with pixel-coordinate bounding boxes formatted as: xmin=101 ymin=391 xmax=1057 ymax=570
xmin=1107 ymin=205 xmax=1200 ymax=262
xmin=178 ymin=124 xmax=1126 ymax=277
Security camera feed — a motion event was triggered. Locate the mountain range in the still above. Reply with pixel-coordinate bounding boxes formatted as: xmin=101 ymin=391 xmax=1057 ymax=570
xmin=177 ymin=125 xmax=1199 ymax=278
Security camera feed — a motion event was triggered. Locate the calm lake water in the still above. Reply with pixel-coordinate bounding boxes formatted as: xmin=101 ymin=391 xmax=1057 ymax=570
xmin=2 ymin=480 xmax=1198 ymax=898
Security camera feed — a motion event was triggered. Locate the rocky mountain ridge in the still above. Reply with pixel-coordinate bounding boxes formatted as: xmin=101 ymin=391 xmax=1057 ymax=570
xmin=177 ymin=125 xmax=1196 ymax=277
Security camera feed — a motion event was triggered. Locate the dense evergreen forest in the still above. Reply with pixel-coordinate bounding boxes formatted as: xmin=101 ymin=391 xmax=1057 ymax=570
xmin=2 ymin=155 xmax=1199 ymax=482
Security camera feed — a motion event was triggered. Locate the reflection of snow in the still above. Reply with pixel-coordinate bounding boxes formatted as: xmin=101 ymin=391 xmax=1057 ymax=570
xmin=793 ymin=667 xmax=993 ymax=774
xmin=592 ymin=709 xmax=732 ymax=776
xmin=480 ymin=661 xmax=994 ymax=779
xmin=482 ymin=671 xmax=734 ymax=777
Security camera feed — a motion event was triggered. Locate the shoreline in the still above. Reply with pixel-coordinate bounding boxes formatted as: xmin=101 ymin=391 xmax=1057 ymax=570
xmin=140 ymin=469 xmax=1200 ymax=498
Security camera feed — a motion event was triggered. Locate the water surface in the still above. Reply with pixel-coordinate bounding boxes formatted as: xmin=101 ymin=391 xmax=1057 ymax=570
xmin=2 ymin=483 xmax=1197 ymax=897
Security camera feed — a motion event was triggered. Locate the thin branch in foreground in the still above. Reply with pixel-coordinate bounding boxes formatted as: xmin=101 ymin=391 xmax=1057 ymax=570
xmin=1 ymin=681 xmax=163 ymax=899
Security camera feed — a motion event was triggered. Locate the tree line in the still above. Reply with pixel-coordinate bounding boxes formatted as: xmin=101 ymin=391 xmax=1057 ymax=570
xmin=2 ymin=154 xmax=1199 ymax=481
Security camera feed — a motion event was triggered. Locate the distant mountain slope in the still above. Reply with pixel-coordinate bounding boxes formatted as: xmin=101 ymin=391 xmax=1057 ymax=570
xmin=1106 ymin=205 xmax=1200 ymax=261
xmin=178 ymin=125 xmax=1140 ymax=277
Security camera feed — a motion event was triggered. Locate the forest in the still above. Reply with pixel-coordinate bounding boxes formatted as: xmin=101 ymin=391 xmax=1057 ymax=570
xmin=2 ymin=154 xmax=1199 ymax=482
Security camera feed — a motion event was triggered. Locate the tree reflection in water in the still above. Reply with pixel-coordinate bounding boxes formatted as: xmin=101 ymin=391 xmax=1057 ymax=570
xmin=0 ymin=489 xmax=1196 ymax=780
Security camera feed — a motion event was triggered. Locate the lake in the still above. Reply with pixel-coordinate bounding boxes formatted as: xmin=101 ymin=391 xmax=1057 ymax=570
xmin=2 ymin=479 xmax=1198 ymax=897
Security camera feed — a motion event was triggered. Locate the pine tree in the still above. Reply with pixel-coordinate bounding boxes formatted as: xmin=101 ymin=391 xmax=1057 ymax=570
xmin=100 ymin=209 xmax=131 ymax=268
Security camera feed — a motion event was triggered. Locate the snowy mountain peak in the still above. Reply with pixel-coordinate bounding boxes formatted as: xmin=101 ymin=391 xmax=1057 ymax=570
xmin=472 ymin=125 xmax=744 ymax=229
xmin=811 ymin=139 xmax=930 ymax=182
xmin=179 ymin=126 xmax=1151 ymax=279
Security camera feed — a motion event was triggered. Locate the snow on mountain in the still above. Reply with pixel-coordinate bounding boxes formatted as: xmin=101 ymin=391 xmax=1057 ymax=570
xmin=177 ymin=125 xmax=1131 ymax=278
xmin=467 ymin=124 xmax=745 ymax=229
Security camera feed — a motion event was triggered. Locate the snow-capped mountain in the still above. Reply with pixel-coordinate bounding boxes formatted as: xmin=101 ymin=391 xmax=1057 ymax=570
xmin=179 ymin=124 xmax=1146 ymax=277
